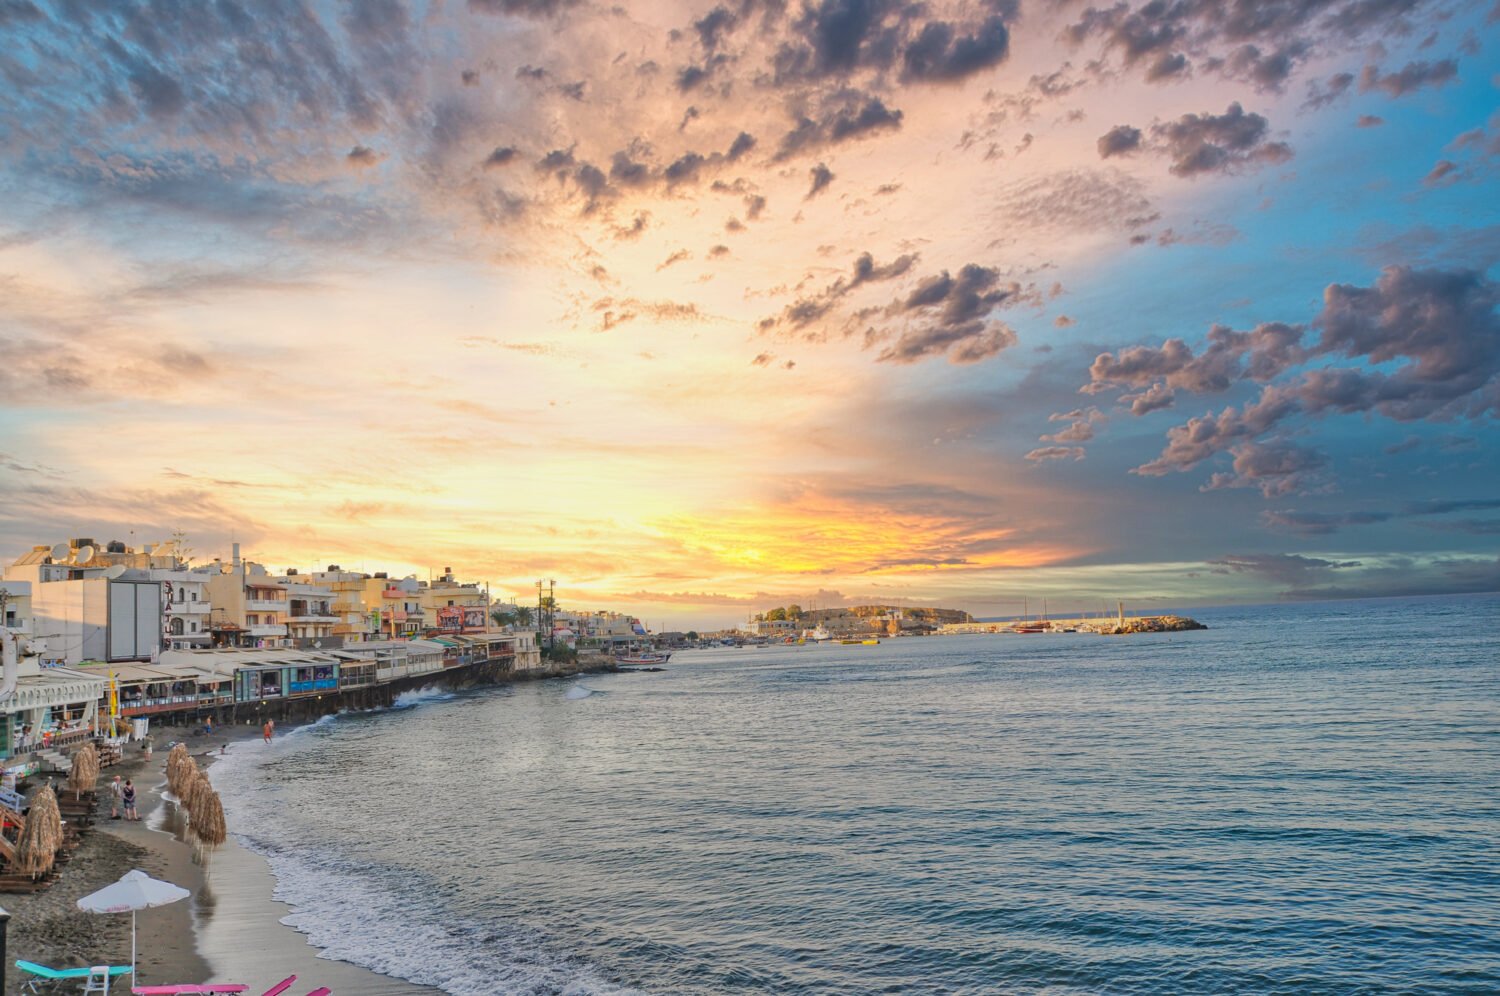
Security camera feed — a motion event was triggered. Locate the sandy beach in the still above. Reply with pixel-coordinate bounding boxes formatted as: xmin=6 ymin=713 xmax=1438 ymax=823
xmin=6 ymin=723 xmax=438 ymax=995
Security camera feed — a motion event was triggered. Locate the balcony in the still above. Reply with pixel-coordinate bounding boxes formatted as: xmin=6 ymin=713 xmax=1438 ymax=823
xmin=169 ymin=601 xmax=211 ymax=614
xmin=245 ymin=624 xmax=287 ymax=637
xmin=286 ymin=612 xmax=337 ymax=623
xmin=246 ymin=598 xmax=286 ymax=611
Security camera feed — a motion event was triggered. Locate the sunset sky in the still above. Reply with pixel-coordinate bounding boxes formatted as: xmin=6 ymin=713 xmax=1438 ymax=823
xmin=2 ymin=0 xmax=1497 ymax=626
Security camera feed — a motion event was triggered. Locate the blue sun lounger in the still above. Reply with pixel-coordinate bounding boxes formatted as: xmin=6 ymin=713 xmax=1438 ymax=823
xmin=16 ymin=959 xmax=133 ymax=993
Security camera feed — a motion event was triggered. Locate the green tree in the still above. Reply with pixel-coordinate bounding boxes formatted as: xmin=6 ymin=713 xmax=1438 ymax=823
xmin=766 ymin=607 xmax=787 ymax=621
xmin=786 ymin=604 xmax=803 ymax=620
xmin=513 ymin=605 xmax=535 ymax=628
xmin=686 ymin=631 xmax=700 ymax=641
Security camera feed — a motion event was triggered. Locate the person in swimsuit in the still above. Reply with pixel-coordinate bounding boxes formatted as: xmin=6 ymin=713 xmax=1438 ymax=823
xmin=122 ymin=779 xmax=138 ymax=821
xmin=110 ymin=775 xmax=123 ymax=819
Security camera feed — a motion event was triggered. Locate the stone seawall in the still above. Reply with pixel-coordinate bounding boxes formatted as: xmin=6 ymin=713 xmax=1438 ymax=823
xmin=182 ymin=657 xmax=619 ymax=730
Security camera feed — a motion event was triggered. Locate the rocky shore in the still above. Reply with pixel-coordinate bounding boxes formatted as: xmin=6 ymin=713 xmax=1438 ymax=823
xmin=1101 ymin=615 xmax=1208 ymax=635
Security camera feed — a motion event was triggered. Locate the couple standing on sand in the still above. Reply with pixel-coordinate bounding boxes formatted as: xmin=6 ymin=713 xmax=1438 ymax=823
xmin=109 ymin=775 xmax=139 ymax=821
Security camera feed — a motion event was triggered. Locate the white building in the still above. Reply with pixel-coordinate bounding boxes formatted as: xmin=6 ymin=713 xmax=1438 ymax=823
xmin=156 ymin=568 xmax=212 ymax=650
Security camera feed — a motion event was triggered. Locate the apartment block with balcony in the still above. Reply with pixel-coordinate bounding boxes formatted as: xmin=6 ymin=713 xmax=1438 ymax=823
xmin=200 ymin=560 xmax=289 ymax=648
xmin=281 ymin=574 xmax=338 ymax=646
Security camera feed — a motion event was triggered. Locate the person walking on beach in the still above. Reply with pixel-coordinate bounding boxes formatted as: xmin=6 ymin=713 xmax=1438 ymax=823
xmin=110 ymin=774 xmax=123 ymax=820
xmin=262 ymin=719 xmax=273 ymax=744
xmin=122 ymin=779 xmax=138 ymax=822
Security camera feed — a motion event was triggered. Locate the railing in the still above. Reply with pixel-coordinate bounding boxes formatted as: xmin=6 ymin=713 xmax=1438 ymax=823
xmin=169 ymin=601 xmax=211 ymax=614
xmin=245 ymin=599 xmax=286 ymax=611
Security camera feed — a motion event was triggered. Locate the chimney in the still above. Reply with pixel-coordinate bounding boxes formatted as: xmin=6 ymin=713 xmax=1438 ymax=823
xmin=232 ymin=543 xmax=241 ymax=569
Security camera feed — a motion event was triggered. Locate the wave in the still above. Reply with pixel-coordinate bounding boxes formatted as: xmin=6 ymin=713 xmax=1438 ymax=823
xmin=242 ymin=842 xmax=646 ymax=996
xmin=393 ymin=686 xmax=459 ymax=709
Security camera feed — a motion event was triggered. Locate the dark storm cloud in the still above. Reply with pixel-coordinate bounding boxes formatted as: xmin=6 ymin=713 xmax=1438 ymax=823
xmin=346 ymin=145 xmax=383 ymax=168
xmin=1207 ymin=553 xmax=1362 ymax=585
xmin=806 ymin=162 xmax=835 ymax=198
xmin=1097 ymin=124 xmax=1143 ymax=158
xmin=900 ymin=16 xmax=1011 ymax=82
xmin=483 ymin=146 xmax=520 ymax=169
xmin=468 ymin=0 xmax=581 ymax=18
xmin=776 ymin=95 xmax=903 ymax=159
xmin=1144 ymin=51 xmax=1191 ymax=81
xmin=1062 ymin=0 xmax=1434 ymax=91
xmin=1089 ymin=322 xmax=1305 ymax=394
xmin=1208 ymin=42 xmax=1304 ymax=91
xmin=1150 ymin=102 xmax=1293 ymax=177
xmin=727 ymin=131 xmax=757 ymax=160
xmin=1302 ymin=71 xmax=1354 ymax=109
xmin=1261 ymin=498 xmax=1500 ymax=537
xmin=1201 ymin=439 xmax=1328 ymax=497
xmin=761 ymin=250 xmax=917 ymax=335
xmin=1260 ymin=508 xmax=1393 ymax=534
xmin=1358 ymin=58 xmax=1458 ymax=97
xmin=1084 ymin=266 xmax=1500 ymax=493
xmin=873 ymin=264 xmax=1022 ymax=365
xmin=768 ymin=0 xmax=1015 ymax=86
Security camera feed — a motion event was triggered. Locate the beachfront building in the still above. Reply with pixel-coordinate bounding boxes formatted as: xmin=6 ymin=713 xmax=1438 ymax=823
xmin=375 ymin=575 xmax=426 ymax=638
xmin=554 ymin=610 xmax=645 ymax=651
xmin=281 ymin=575 xmax=338 ymax=647
xmin=304 ymin=568 xmax=382 ymax=642
xmin=0 ymin=630 xmax=107 ymax=766
xmin=200 ymin=556 xmax=290 ymax=649
xmin=417 ymin=569 xmax=491 ymax=634
xmin=157 ymin=568 xmax=213 ymax=650
xmin=739 ymin=617 xmax=799 ymax=638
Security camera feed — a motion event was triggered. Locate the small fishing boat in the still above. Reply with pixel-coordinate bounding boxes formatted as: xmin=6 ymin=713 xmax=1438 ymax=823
xmin=617 ymin=651 xmax=671 ymax=665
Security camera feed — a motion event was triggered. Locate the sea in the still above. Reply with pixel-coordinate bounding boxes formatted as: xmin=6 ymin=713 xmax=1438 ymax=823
xmin=209 ymin=593 xmax=1500 ymax=995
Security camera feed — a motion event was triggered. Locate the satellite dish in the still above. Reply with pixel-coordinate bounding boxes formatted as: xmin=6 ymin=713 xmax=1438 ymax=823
xmin=75 ymin=545 xmax=96 ymax=564
xmin=106 ymin=564 xmax=128 ymax=579
xmin=50 ymin=542 xmax=70 ymax=561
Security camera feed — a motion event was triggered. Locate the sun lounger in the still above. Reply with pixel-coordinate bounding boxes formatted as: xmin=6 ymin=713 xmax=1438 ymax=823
xmin=258 ymin=977 xmax=296 ymax=996
xmin=16 ymin=960 xmax=132 ymax=993
xmin=130 ymin=986 xmax=249 ymax=994
xmin=303 ymin=989 xmax=331 ymax=996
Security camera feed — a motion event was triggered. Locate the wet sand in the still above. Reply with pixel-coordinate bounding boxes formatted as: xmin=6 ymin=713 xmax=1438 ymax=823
xmin=7 ymin=725 xmax=437 ymax=995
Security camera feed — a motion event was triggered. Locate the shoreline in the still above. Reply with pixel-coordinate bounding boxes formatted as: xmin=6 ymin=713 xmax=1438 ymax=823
xmin=7 ymin=660 xmax=620 ymax=994
xmin=8 ymin=723 xmax=441 ymax=994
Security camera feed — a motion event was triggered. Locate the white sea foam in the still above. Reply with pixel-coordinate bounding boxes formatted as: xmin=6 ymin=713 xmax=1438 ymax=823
xmin=392 ymin=686 xmax=459 ymax=709
xmin=564 ymin=683 xmax=600 ymax=700
xmin=210 ymin=702 xmax=645 ymax=996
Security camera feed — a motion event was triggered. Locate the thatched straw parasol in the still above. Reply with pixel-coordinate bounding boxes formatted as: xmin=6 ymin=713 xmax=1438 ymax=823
xmin=190 ymin=788 xmax=227 ymax=848
xmin=165 ymin=744 xmax=191 ymax=796
xmin=15 ymin=784 xmax=63 ymax=878
xmin=177 ymin=769 xmax=203 ymax=812
xmin=69 ymin=744 xmax=100 ymax=800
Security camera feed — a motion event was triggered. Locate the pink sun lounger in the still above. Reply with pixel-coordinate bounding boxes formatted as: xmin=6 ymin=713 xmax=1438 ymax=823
xmin=131 ymin=986 xmax=248 ymax=995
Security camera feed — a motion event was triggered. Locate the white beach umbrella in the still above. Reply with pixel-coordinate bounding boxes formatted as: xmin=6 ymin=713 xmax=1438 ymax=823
xmin=76 ymin=868 xmax=191 ymax=980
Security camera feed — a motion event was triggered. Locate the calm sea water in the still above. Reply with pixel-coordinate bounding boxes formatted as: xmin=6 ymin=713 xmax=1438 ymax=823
xmin=211 ymin=594 xmax=1500 ymax=995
